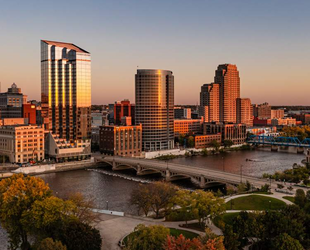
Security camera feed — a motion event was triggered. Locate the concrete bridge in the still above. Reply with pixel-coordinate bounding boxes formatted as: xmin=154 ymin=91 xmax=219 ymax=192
xmin=95 ymin=156 xmax=277 ymax=189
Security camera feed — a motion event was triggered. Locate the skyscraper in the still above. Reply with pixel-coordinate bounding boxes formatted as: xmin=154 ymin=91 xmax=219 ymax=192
xmin=215 ymin=64 xmax=240 ymax=123
xmin=236 ymin=98 xmax=253 ymax=127
xmin=41 ymin=40 xmax=91 ymax=141
xmin=199 ymin=83 xmax=220 ymax=122
xmin=135 ymin=69 xmax=174 ymax=151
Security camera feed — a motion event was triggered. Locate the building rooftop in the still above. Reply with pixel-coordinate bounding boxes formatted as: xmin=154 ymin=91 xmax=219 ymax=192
xmin=41 ymin=40 xmax=89 ymax=54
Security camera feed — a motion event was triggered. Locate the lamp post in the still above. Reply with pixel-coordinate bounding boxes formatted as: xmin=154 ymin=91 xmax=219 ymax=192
xmin=269 ymin=200 xmax=271 ymax=210
xmin=106 ymin=201 xmax=109 ymax=211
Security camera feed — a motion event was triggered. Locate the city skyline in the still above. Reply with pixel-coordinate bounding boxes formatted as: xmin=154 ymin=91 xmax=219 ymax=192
xmin=0 ymin=0 xmax=309 ymax=105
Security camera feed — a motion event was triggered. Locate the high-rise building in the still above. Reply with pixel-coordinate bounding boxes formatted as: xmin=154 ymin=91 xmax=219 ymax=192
xmin=41 ymin=40 xmax=91 ymax=141
xmin=199 ymin=83 xmax=220 ymax=122
xmin=114 ymin=99 xmax=135 ymax=125
xmin=236 ymin=98 xmax=253 ymax=127
xmin=255 ymin=102 xmax=271 ymax=119
xmin=135 ymin=69 xmax=174 ymax=151
xmin=214 ymin=64 xmax=240 ymax=123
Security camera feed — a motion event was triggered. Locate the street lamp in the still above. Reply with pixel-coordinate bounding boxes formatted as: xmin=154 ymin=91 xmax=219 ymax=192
xmin=269 ymin=200 xmax=271 ymax=210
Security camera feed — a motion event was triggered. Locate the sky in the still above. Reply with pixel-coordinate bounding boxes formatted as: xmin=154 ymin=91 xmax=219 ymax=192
xmin=0 ymin=0 xmax=309 ymax=105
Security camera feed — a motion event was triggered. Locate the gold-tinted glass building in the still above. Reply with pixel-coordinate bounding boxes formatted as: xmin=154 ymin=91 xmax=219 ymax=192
xmin=135 ymin=69 xmax=174 ymax=151
xmin=41 ymin=40 xmax=91 ymax=141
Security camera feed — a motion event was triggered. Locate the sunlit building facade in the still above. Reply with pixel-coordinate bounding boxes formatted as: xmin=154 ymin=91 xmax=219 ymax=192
xmin=135 ymin=69 xmax=174 ymax=151
xmin=41 ymin=40 xmax=91 ymax=141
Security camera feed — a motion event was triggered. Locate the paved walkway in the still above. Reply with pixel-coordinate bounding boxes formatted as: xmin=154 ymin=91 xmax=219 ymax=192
xmin=94 ymin=214 xmax=205 ymax=250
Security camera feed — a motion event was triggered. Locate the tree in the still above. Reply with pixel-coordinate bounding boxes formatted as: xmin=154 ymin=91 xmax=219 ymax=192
xmin=68 ymin=192 xmax=99 ymax=224
xmin=223 ymin=225 xmax=240 ymax=250
xmin=149 ymin=182 xmax=178 ymax=218
xmin=130 ymin=184 xmax=152 ymax=216
xmin=209 ymin=140 xmax=220 ymax=152
xmin=295 ymin=189 xmax=306 ymax=208
xmin=191 ymin=190 xmax=225 ymax=228
xmin=37 ymin=238 xmax=67 ymax=250
xmin=187 ymin=136 xmax=195 ymax=148
xmin=273 ymin=233 xmax=304 ymax=250
xmin=170 ymin=189 xmax=195 ymax=226
xmin=0 ymin=174 xmax=52 ymax=250
xmin=53 ymin=220 xmax=102 ymax=250
xmin=22 ymin=196 xmax=77 ymax=238
xmin=223 ymin=139 xmax=233 ymax=148
xmin=164 ymin=234 xmax=192 ymax=250
xmin=125 ymin=224 xmax=170 ymax=250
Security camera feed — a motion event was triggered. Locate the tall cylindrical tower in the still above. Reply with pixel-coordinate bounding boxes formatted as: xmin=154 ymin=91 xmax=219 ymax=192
xmin=135 ymin=69 xmax=174 ymax=151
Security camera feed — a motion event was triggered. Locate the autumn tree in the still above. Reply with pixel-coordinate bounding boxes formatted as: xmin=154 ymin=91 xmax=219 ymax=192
xmin=130 ymin=184 xmax=152 ymax=216
xmin=37 ymin=238 xmax=67 ymax=250
xmin=0 ymin=174 xmax=52 ymax=250
xmin=164 ymin=234 xmax=192 ymax=250
xmin=149 ymin=182 xmax=178 ymax=218
xmin=125 ymin=224 xmax=170 ymax=250
xmin=68 ymin=192 xmax=99 ymax=224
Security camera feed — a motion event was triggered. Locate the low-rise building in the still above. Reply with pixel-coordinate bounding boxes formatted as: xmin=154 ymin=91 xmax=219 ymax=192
xmin=174 ymin=108 xmax=191 ymax=119
xmin=46 ymin=133 xmax=91 ymax=162
xmin=174 ymin=118 xmax=203 ymax=137
xmin=99 ymin=124 xmax=142 ymax=157
xmin=194 ymin=134 xmax=221 ymax=149
xmin=0 ymin=125 xmax=44 ymax=163
xmin=203 ymin=122 xmax=247 ymax=145
xmin=271 ymin=109 xmax=285 ymax=119
xmin=271 ymin=117 xmax=296 ymax=126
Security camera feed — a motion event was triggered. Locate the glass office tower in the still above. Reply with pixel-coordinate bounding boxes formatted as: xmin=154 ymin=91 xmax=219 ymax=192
xmin=41 ymin=40 xmax=91 ymax=141
xmin=135 ymin=69 xmax=174 ymax=151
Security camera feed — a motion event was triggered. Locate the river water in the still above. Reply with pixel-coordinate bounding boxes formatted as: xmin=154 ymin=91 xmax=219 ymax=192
xmin=0 ymin=149 xmax=305 ymax=249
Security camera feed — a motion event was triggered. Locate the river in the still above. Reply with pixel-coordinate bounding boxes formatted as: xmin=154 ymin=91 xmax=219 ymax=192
xmin=0 ymin=149 xmax=305 ymax=249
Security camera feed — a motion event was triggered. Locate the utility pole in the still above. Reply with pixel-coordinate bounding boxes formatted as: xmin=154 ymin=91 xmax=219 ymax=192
xmin=240 ymin=164 xmax=243 ymax=183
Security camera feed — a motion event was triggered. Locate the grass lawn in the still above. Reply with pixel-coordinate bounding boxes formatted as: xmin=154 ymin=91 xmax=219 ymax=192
xmin=283 ymin=196 xmax=295 ymax=203
xmin=226 ymin=195 xmax=286 ymax=211
xmin=123 ymin=227 xmax=199 ymax=245
xmin=169 ymin=228 xmax=199 ymax=239
xmin=213 ymin=212 xmax=239 ymax=229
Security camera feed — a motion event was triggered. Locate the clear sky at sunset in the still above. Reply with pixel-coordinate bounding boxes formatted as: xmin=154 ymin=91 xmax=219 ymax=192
xmin=0 ymin=0 xmax=309 ymax=105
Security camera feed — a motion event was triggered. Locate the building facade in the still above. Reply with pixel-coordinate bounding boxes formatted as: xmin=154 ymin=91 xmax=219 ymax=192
xmin=174 ymin=118 xmax=203 ymax=137
xmin=23 ymin=104 xmax=37 ymax=125
xmin=271 ymin=109 xmax=284 ymax=119
xmin=255 ymin=102 xmax=271 ymax=119
xmin=114 ymin=100 xmax=135 ymax=125
xmin=204 ymin=122 xmax=247 ymax=145
xmin=199 ymin=83 xmax=220 ymax=122
xmin=0 ymin=83 xmax=26 ymax=108
xmin=135 ymin=69 xmax=174 ymax=151
xmin=236 ymin=98 xmax=253 ymax=127
xmin=0 ymin=125 xmax=44 ymax=163
xmin=41 ymin=40 xmax=91 ymax=141
xmin=214 ymin=64 xmax=240 ymax=123
xmin=194 ymin=134 xmax=221 ymax=149
xmin=99 ymin=125 xmax=142 ymax=157
xmin=174 ymin=108 xmax=191 ymax=119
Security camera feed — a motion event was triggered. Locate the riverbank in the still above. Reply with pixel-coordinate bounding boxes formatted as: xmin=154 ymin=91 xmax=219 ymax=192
xmin=0 ymin=159 xmax=97 ymax=179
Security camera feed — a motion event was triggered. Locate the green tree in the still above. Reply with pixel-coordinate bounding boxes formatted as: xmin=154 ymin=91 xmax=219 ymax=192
xmin=125 ymin=224 xmax=170 ymax=250
xmin=37 ymin=238 xmax=67 ymax=250
xmin=223 ymin=225 xmax=240 ymax=250
xmin=295 ymin=189 xmax=306 ymax=208
xmin=209 ymin=140 xmax=220 ymax=152
xmin=53 ymin=220 xmax=102 ymax=250
xmin=187 ymin=136 xmax=195 ymax=148
xmin=170 ymin=189 xmax=195 ymax=226
xmin=223 ymin=139 xmax=234 ymax=148
xmin=273 ymin=233 xmax=304 ymax=250
xmin=191 ymin=190 xmax=225 ymax=228
xmin=0 ymin=174 xmax=52 ymax=250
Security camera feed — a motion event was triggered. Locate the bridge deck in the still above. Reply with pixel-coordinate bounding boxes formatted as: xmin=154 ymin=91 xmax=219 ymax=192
xmin=98 ymin=156 xmax=279 ymax=188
